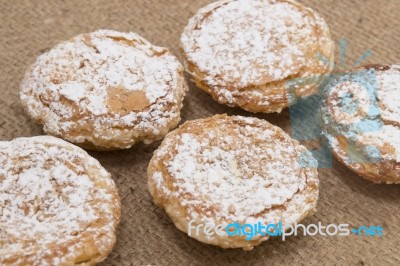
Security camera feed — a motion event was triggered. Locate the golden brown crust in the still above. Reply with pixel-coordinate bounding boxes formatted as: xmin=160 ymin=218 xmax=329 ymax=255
xmin=148 ymin=114 xmax=319 ymax=249
xmin=20 ymin=29 xmax=187 ymax=151
xmin=321 ymin=64 xmax=400 ymax=184
xmin=180 ymin=0 xmax=334 ymax=113
xmin=330 ymin=135 xmax=400 ymax=184
xmin=0 ymin=136 xmax=121 ymax=265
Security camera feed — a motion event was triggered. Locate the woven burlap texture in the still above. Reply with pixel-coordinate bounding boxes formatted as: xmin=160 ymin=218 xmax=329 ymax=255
xmin=1 ymin=0 xmax=400 ymax=265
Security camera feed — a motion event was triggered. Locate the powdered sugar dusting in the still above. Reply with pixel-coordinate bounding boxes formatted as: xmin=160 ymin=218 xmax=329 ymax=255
xmin=358 ymin=125 xmax=400 ymax=162
xmin=359 ymin=65 xmax=400 ymax=162
xmin=326 ymin=81 xmax=371 ymax=125
xmin=59 ymin=82 xmax=88 ymax=102
xmin=0 ymin=136 xmax=119 ymax=265
xmin=150 ymin=115 xmax=318 ymax=227
xmin=377 ymin=65 xmax=400 ymax=124
xmin=20 ymin=29 xmax=187 ymax=148
xmin=181 ymin=0 xmax=317 ymax=87
xmin=321 ymin=65 xmax=400 ymax=182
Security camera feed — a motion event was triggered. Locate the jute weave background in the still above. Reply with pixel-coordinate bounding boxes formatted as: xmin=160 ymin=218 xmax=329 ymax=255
xmin=1 ymin=0 xmax=400 ymax=265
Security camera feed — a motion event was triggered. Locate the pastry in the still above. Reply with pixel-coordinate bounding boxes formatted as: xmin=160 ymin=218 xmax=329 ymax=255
xmin=147 ymin=114 xmax=319 ymax=250
xmin=20 ymin=29 xmax=187 ymax=150
xmin=0 ymin=136 xmax=120 ymax=265
xmin=180 ymin=0 xmax=334 ymax=113
xmin=321 ymin=64 xmax=400 ymax=184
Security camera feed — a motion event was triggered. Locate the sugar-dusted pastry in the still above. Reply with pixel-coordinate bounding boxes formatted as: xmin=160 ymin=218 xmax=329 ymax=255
xmin=321 ymin=64 xmax=400 ymax=184
xmin=20 ymin=29 xmax=187 ymax=150
xmin=0 ymin=136 xmax=120 ymax=265
xmin=180 ymin=0 xmax=334 ymax=113
xmin=148 ymin=114 xmax=319 ymax=250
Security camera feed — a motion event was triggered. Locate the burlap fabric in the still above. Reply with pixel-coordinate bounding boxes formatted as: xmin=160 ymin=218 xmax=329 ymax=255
xmin=1 ymin=0 xmax=400 ymax=265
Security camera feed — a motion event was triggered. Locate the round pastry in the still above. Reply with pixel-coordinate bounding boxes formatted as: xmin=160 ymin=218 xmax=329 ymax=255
xmin=180 ymin=0 xmax=334 ymax=113
xmin=20 ymin=29 xmax=187 ymax=150
xmin=0 ymin=136 xmax=120 ymax=265
xmin=321 ymin=64 xmax=400 ymax=184
xmin=147 ymin=114 xmax=319 ymax=250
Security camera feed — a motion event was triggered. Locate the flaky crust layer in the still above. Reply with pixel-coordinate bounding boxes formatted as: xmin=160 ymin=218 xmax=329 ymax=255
xmin=148 ymin=114 xmax=319 ymax=250
xmin=20 ymin=29 xmax=188 ymax=150
xmin=0 ymin=136 xmax=121 ymax=265
xmin=321 ymin=64 xmax=400 ymax=184
xmin=180 ymin=0 xmax=334 ymax=113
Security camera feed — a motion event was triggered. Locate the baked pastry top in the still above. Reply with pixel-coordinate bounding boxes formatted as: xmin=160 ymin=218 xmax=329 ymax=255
xmin=20 ymin=29 xmax=187 ymax=150
xmin=181 ymin=0 xmax=334 ymax=113
xmin=321 ymin=64 xmax=400 ymax=184
xmin=0 ymin=136 xmax=120 ymax=265
xmin=148 ymin=114 xmax=319 ymax=250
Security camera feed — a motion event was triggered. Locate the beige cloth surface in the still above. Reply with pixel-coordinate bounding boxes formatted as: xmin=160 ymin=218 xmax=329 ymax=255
xmin=1 ymin=0 xmax=400 ymax=265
